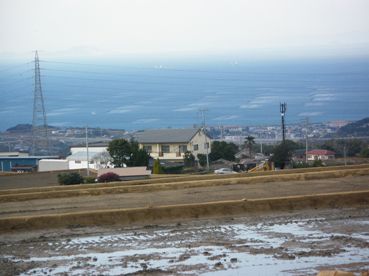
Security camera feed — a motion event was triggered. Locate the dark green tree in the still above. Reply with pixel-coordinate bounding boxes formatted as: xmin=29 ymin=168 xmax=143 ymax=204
xmin=184 ymin=151 xmax=196 ymax=167
xmin=360 ymin=147 xmax=369 ymax=158
xmin=344 ymin=139 xmax=363 ymax=157
xmin=197 ymin=153 xmax=207 ymax=167
xmin=107 ymin=139 xmax=150 ymax=167
xmin=57 ymin=172 xmax=84 ymax=185
xmin=272 ymin=140 xmax=301 ymax=169
xmin=321 ymin=139 xmax=364 ymax=157
xmin=245 ymin=136 xmax=255 ymax=157
xmin=107 ymin=139 xmax=131 ymax=167
xmin=209 ymin=141 xmax=238 ymax=162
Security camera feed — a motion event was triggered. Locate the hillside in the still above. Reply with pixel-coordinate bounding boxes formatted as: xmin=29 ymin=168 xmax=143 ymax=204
xmin=337 ymin=117 xmax=369 ymax=137
xmin=6 ymin=124 xmax=32 ymax=133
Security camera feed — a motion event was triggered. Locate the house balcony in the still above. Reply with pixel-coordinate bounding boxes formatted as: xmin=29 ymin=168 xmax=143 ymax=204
xmin=149 ymin=152 xmax=185 ymax=160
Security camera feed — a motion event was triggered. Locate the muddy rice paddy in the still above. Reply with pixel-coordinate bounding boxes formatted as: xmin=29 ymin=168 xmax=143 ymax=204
xmin=1 ymin=208 xmax=368 ymax=275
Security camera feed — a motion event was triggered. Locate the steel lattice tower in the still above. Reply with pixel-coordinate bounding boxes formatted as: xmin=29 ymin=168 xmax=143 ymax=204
xmin=31 ymin=51 xmax=49 ymax=155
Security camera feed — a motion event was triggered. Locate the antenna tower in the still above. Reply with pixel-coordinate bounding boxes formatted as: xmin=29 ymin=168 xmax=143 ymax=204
xmin=31 ymin=51 xmax=49 ymax=155
xmin=280 ymin=102 xmax=287 ymax=143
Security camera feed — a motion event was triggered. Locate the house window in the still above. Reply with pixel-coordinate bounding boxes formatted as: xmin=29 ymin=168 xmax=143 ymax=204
xmin=204 ymin=142 xmax=209 ymax=149
xmin=193 ymin=144 xmax=199 ymax=151
xmin=161 ymin=145 xmax=170 ymax=153
xmin=179 ymin=145 xmax=187 ymax=152
xmin=75 ymin=160 xmax=81 ymax=164
xmin=143 ymin=145 xmax=152 ymax=153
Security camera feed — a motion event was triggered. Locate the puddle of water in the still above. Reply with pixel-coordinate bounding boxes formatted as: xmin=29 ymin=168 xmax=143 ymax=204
xmin=14 ymin=218 xmax=369 ymax=276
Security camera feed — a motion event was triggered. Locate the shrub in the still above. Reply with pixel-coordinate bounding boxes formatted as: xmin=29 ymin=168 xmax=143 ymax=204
xmin=312 ymin=160 xmax=324 ymax=167
xmin=97 ymin=172 xmax=120 ymax=182
xmin=183 ymin=151 xmax=195 ymax=167
xmin=153 ymin=159 xmax=162 ymax=174
xmin=360 ymin=148 xmax=369 ymax=158
xmin=197 ymin=154 xmax=207 ymax=167
xmin=84 ymin=176 xmax=96 ymax=184
xmin=162 ymin=165 xmax=184 ymax=174
xmin=58 ymin=172 xmax=84 ymax=185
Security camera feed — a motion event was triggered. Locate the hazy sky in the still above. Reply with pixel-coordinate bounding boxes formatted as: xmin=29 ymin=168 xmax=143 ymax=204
xmin=1 ymin=0 xmax=369 ymax=59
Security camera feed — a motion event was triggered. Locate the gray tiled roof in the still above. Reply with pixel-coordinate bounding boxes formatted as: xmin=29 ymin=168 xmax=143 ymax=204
xmin=66 ymin=151 xmax=104 ymax=161
xmin=133 ymin=128 xmax=200 ymax=144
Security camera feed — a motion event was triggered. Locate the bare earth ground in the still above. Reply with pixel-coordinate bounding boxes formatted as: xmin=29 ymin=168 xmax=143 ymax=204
xmin=0 ymin=172 xmax=368 ymax=275
xmin=0 ymin=207 xmax=368 ymax=275
xmin=1 ymin=175 xmax=369 ymax=218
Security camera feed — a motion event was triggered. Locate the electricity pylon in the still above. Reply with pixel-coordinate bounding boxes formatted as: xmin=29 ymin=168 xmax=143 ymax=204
xmin=31 ymin=51 xmax=49 ymax=155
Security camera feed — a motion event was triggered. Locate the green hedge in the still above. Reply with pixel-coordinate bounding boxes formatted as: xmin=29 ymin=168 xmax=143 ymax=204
xmin=57 ymin=172 xmax=84 ymax=185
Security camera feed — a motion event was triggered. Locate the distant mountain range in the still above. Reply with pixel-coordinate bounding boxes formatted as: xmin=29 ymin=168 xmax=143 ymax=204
xmin=6 ymin=124 xmax=33 ymax=133
xmin=336 ymin=117 xmax=369 ymax=137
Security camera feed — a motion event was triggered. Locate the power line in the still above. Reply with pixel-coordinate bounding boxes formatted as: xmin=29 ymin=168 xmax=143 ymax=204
xmin=40 ymin=59 xmax=245 ymax=75
xmin=0 ymin=76 xmax=33 ymax=87
xmin=40 ymin=73 xmax=312 ymax=91
xmin=0 ymin=62 xmax=33 ymax=73
xmin=39 ymin=67 xmax=258 ymax=82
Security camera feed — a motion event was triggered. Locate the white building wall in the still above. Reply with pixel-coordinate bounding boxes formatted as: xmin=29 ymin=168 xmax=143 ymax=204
xmin=307 ymin=154 xmax=334 ymax=161
xmin=68 ymin=160 xmax=99 ymax=170
xmin=188 ymin=130 xmax=212 ymax=159
xmin=38 ymin=159 xmax=69 ymax=172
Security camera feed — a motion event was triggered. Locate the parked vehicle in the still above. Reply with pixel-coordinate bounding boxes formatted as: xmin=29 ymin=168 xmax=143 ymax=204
xmin=214 ymin=168 xmax=237 ymax=174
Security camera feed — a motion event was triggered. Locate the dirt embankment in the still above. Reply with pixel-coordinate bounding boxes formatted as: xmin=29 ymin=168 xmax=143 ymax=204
xmin=1 ymin=165 xmax=369 ymax=203
xmin=0 ymin=164 xmax=368 ymax=233
xmin=1 ymin=190 xmax=368 ymax=233
xmin=2 ymin=163 xmax=369 ymax=193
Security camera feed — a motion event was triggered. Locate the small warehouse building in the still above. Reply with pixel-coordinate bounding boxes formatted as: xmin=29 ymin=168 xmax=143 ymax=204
xmin=0 ymin=155 xmax=59 ymax=172
xmin=38 ymin=159 xmax=69 ymax=172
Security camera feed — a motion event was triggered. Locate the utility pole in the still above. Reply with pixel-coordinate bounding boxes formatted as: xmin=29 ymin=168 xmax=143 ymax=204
xmin=199 ymin=108 xmax=210 ymax=171
xmin=303 ymin=117 xmax=309 ymax=163
xmin=280 ymin=103 xmax=287 ymax=143
xmin=85 ymin=126 xmax=90 ymax=176
xmin=260 ymin=141 xmax=263 ymax=154
xmin=31 ymin=51 xmax=49 ymax=155
xmin=343 ymin=143 xmax=347 ymax=166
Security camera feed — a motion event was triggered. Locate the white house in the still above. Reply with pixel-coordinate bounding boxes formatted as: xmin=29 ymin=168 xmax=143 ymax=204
xmin=306 ymin=149 xmax=336 ymax=161
xmin=133 ymin=128 xmax=211 ymax=162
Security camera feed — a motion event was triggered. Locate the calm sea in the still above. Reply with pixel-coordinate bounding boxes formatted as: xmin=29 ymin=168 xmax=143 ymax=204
xmin=1 ymin=58 xmax=369 ymax=131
